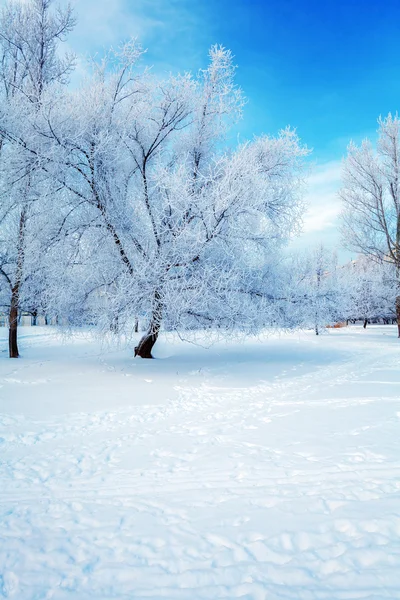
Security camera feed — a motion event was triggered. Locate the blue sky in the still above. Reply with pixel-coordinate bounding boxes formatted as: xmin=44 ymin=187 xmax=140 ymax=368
xmin=67 ymin=0 xmax=399 ymax=259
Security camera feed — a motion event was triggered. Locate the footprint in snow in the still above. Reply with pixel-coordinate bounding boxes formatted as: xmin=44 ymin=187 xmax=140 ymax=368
xmin=3 ymin=378 xmax=49 ymax=385
xmin=0 ymin=572 xmax=19 ymax=598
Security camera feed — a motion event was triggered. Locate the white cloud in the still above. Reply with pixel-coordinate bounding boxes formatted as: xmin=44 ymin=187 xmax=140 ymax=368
xmin=302 ymin=160 xmax=342 ymax=233
xmin=67 ymin=0 xmax=160 ymax=50
xmin=62 ymin=0 xmax=209 ymax=67
xmin=288 ymin=159 xmax=353 ymax=262
xmin=54 ymin=0 xmax=214 ymax=86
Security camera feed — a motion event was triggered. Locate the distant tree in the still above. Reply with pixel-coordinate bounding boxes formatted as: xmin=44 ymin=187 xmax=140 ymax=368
xmin=309 ymin=246 xmax=340 ymax=335
xmin=340 ymin=114 xmax=400 ymax=336
xmin=340 ymin=256 xmax=397 ymax=327
xmin=286 ymin=247 xmax=341 ymax=334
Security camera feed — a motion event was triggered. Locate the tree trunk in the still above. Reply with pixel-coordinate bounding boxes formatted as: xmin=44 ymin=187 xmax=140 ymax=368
xmin=134 ymin=317 xmax=139 ymax=333
xmin=8 ymin=301 xmax=19 ymax=358
xmin=363 ymin=318 xmax=368 ymax=329
xmin=8 ymin=208 xmax=26 ymax=358
xmin=110 ymin=314 xmax=119 ymax=334
xmin=396 ymin=296 xmax=400 ymax=338
xmin=134 ymin=292 xmax=162 ymax=359
xmin=32 ymin=310 xmax=37 ymax=326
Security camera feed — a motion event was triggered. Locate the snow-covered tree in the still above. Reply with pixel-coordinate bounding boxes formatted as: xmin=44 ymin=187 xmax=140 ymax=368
xmin=340 ymin=256 xmax=397 ymax=326
xmin=340 ymin=114 xmax=400 ymax=336
xmin=31 ymin=43 xmax=309 ymax=357
xmin=0 ymin=0 xmax=75 ymax=357
xmin=307 ymin=246 xmax=341 ymax=335
xmin=283 ymin=247 xmax=342 ymax=334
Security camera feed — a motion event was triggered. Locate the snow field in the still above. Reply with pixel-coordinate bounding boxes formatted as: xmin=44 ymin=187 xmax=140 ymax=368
xmin=1 ymin=326 xmax=400 ymax=599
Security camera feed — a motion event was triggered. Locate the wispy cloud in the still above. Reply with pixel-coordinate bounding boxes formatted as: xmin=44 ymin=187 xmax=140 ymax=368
xmin=302 ymin=160 xmax=342 ymax=234
xmin=63 ymin=0 xmax=213 ymax=74
xmin=289 ymin=159 xmax=352 ymax=261
xmin=67 ymin=0 xmax=161 ymax=50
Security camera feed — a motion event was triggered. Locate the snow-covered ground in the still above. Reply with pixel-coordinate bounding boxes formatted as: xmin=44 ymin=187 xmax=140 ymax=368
xmin=1 ymin=326 xmax=400 ymax=599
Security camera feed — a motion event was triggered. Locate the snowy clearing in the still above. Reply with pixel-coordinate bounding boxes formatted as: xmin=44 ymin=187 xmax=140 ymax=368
xmin=1 ymin=326 xmax=400 ymax=599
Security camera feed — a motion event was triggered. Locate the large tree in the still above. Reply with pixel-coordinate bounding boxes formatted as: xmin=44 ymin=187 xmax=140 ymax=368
xmin=33 ymin=44 xmax=309 ymax=357
xmin=0 ymin=0 xmax=75 ymax=357
xmin=340 ymin=114 xmax=400 ymax=336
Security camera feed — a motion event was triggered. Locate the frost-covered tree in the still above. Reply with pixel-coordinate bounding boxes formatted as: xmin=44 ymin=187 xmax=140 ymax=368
xmin=340 ymin=114 xmax=400 ymax=336
xmin=340 ymin=256 xmax=397 ymax=327
xmin=308 ymin=246 xmax=341 ymax=335
xmin=284 ymin=247 xmax=342 ymax=334
xmin=33 ymin=43 xmax=309 ymax=357
xmin=0 ymin=0 xmax=75 ymax=357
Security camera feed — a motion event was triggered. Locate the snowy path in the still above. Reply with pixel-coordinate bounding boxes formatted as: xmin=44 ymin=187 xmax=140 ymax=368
xmin=1 ymin=327 xmax=400 ymax=599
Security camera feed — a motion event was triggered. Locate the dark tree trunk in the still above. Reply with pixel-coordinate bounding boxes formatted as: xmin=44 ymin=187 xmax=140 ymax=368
xmin=8 ymin=208 xmax=26 ymax=358
xmin=134 ymin=328 xmax=160 ymax=359
xmin=8 ymin=302 xmax=19 ymax=358
xmin=134 ymin=292 xmax=162 ymax=359
xmin=396 ymin=296 xmax=400 ymax=338
xmin=32 ymin=310 xmax=37 ymax=326
xmin=134 ymin=317 xmax=139 ymax=333
xmin=110 ymin=315 xmax=119 ymax=334
xmin=363 ymin=318 xmax=368 ymax=329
